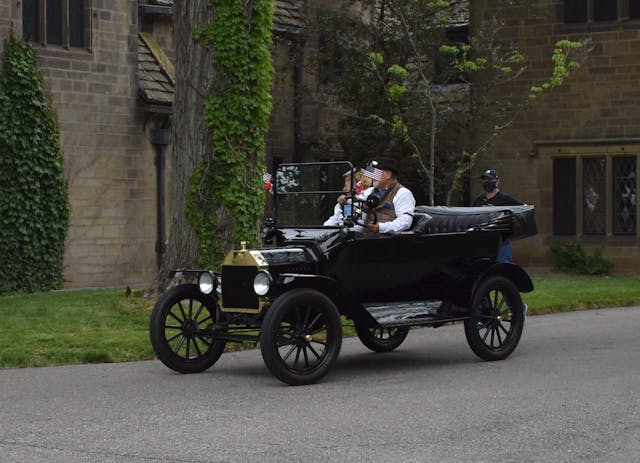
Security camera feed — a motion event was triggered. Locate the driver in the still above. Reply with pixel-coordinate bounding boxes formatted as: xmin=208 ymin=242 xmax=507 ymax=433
xmin=357 ymin=157 xmax=415 ymax=234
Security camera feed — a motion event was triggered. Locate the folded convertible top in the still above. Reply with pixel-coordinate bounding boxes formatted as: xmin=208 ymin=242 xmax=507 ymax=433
xmin=412 ymin=205 xmax=538 ymax=241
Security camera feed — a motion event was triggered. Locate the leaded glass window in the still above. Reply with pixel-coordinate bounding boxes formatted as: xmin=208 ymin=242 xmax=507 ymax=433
xmin=554 ymin=153 xmax=639 ymax=239
xmin=583 ymin=157 xmax=606 ymax=235
xmin=613 ymin=157 xmax=637 ymax=235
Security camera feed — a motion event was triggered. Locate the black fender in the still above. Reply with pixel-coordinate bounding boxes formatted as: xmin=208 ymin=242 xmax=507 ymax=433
xmin=464 ymin=262 xmax=534 ymax=309
xmin=476 ymin=262 xmax=534 ymax=293
xmin=272 ymin=273 xmax=377 ymax=327
xmin=169 ymin=269 xmax=208 ymax=278
xmin=445 ymin=260 xmax=533 ymax=308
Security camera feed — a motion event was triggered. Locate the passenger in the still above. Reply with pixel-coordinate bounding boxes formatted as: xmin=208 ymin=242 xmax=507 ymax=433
xmin=472 ymin=169 xmax=524 ymax=209
xmin=472 ymin=168 xmax=528 ymax=321
xmin=355 ymin=172 xmax=372 ymax=195
xmin=358 ymin=157 xmax=416 ymax=234
xmin=323 ymin=169 xmax=356 ymax=226
xmin=472 ymin=169 xmax=524 ymax=262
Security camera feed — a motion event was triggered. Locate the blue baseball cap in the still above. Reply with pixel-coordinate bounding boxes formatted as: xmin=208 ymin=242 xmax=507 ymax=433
xmin=480 ymin=169 xmax=499 ymax=180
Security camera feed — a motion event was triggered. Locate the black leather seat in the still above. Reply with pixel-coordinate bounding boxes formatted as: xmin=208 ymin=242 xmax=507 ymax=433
xmin=410 ymin=213 xmax=433 ymax=234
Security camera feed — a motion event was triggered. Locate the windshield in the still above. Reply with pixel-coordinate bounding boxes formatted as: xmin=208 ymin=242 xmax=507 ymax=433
xmin=275 ymin=161 xmax=355 ymax=227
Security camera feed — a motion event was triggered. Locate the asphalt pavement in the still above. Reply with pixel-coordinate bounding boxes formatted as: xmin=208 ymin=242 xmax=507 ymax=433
xmin=1 ymin=307 xmax=639 ymax=463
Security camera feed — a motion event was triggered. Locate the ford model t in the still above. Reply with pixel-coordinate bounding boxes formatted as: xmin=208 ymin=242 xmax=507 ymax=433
xmin=150 ymin=161 xmax=537 ymax=385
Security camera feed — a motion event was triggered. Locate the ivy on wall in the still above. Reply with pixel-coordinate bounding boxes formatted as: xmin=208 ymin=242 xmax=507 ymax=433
xmin=187 ymin=1 xmax=274 ymax=267
xmin=0 ymin=34 xmax=69 ymax=293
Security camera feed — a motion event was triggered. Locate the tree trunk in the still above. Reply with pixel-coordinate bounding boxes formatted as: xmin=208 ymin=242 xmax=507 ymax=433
xmin=152 ymin=2 xmax=216 ymax=294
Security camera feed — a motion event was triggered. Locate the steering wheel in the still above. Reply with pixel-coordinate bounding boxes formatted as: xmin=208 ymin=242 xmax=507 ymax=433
xmin=348 ymin=194 xmax=379 ymax=228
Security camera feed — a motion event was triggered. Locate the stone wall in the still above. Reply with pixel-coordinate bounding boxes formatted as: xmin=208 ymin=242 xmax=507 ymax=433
xmin=471 ymin=0 xmax=640 ymax=272
xmin=266 ymin=36 xmax=297 ymax=166
xmin=58 ymin=2 xmax=160 ymax=287
xmin=2 ymin=0 xmax=159 ymax=287
xmin=1 ymin=1 xmax=320 ymax=287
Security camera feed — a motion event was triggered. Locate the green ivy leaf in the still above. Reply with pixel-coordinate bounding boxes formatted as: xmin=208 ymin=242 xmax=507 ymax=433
xmin=0 ymin=33 xmax=69 ymax=294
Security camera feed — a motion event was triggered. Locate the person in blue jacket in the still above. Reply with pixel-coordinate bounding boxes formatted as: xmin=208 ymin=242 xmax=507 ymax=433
xmin=472 ymin=169 xmax=528 ymax=321
xmin=472 ymin=169 xmax=524 ymax=263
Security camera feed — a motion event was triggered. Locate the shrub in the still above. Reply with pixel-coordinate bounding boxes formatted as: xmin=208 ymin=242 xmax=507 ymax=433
xmin=0 ymin=34 xmax=69 ymax=293
xmin=552 ymin=243 xmax=612 ymax=275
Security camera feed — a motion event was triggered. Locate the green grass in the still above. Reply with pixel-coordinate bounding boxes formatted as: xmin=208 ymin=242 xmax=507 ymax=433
xmin=1 ymin=275 xmax=640 ymax=369
xmin=0 ymin=288 xmax=154 ymax=368
xmin=525 ymin=275 xmax=640 ymax=314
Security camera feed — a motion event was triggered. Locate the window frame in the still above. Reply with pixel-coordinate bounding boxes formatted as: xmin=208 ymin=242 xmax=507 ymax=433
xmin=22 ymin=0 xmax=91 ymax=50
xmin=612 ymin=156 xmax=638 ymax=235
xmin=563 ymin=0 xmax=640 ymax=26
xmin=552 ymin=152 xmax=639 ymax=240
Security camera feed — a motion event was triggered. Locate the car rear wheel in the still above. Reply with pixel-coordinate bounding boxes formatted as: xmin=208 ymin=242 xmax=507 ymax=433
xmin=260 ymin=289 xmax=342 ymax=386
xmin=150 ymin=284 xmax=227 ymax=373
xmin=464 ymin=275 xmax=524 ymax=361
xmin=355 ymin=324 xmax=409 ymax=352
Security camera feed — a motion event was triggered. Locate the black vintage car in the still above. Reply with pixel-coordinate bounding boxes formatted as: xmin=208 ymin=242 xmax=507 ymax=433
xmin=150 ymin=161 xmax=537 ymax=385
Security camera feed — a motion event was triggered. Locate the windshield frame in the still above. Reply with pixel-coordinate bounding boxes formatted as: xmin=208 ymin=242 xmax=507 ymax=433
xmin=274 ymin=161 xmax=357 ymax=228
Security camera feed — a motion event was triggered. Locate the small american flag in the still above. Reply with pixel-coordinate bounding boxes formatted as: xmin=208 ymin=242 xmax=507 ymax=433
xmin=262 ymin=172 xmax=272 ymax=183
xmin=362 ymin=164 xmax=384 ymax=181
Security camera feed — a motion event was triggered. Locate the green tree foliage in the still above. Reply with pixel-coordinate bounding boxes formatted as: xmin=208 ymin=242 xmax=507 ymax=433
xmin=186 ymin=1 xmax=274 ymax=267
xmin=317 ymin=0 xmax=585 ymax=205
xmin=0 ymin=34 xmax=69 ymax=293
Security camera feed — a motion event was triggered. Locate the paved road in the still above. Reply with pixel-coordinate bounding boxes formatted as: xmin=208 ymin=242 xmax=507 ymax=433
xmin=1 ymin=307 xmax=639 ymax=463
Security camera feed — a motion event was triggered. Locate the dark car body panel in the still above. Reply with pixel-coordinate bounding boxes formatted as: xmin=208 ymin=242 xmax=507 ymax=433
xmin=220 ymin=203 xmax=535 ymax=328
xmin=322 ymin=230 xmax=501 ymax=302
xmin=198 ymin=162 xmax=537 ymax=327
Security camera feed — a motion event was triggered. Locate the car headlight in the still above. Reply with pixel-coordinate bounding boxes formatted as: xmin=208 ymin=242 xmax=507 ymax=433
xmin=253 ymin=270 xmax=272 ymax=296
xmin=198 ymin=271 xmax=216 ymax=295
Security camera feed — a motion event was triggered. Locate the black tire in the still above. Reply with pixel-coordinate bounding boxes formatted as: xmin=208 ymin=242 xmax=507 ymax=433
xmin=150 ymin=284 xmax=226 ymax=373
xmin=464 ymin=276 xmax=524 ymax=361
xmin=355 ymin=323 xmax=409 ymax=352
xmin=260 ymin=289 xmax=342 ymax=386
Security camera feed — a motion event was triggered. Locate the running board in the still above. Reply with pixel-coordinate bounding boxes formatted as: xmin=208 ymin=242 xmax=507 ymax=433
xmin=363 ymin=300 xmax=470 ymax=327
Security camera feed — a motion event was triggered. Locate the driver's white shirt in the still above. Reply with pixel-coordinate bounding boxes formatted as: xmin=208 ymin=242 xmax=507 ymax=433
xmin=356 ymin=186 xmax=416 ymax=233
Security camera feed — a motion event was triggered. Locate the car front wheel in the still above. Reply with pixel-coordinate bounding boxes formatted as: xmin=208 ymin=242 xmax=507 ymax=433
xmin=464 ymin=275 xmax=524 ymax=361
xmin=150 ymin=284 xmax=227 ymax=373
xmin=260 ymin=289 xmax=342 ymax=386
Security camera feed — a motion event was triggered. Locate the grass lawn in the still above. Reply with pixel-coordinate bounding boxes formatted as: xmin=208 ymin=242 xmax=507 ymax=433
xmin=526 ymin=275 xmax=640 ymax=313
xmin=1 ymin=275 xmax=640 ymax=369
xmin=0 ymin=289 xmax=154 ymax=368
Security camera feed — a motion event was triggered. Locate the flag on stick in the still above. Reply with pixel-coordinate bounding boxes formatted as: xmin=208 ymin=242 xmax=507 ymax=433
xmin=362 ymin=163 xmax=384 ymax=181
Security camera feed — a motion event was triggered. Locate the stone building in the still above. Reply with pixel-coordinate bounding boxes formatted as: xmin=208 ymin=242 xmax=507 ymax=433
xmin=0 ymin=0 xmax=310 ymax=287
xmin=6 ymin=0 xmax=634 ymax=284
xmin=471 ymin=0 xmax=640 ymax=272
